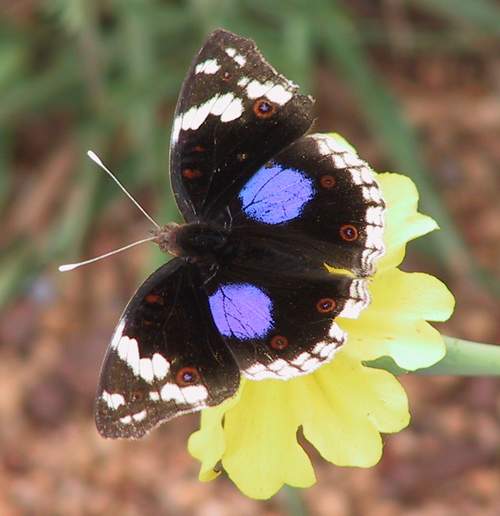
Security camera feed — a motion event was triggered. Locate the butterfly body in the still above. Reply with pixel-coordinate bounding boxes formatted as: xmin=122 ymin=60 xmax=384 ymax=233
xmin=95 ymin=29 xmax=385 ymax=439
xmin=154 ymin=222 xmax=230 ymax=262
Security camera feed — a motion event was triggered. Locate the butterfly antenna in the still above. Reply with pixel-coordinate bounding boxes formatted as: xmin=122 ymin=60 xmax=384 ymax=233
xmin=58 ymin=236 xmax=157 ymax=272
xmin=87 ymin=150 xmax=160 ymax=229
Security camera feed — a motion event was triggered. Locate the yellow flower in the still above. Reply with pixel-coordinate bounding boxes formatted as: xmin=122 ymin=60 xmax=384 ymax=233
xmin=188 ymin=134 xmax=455 ymax=499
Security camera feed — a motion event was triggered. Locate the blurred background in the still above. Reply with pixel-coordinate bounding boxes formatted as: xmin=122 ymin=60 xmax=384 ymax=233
xmin=0 ymin=1 xmax=499 ymax=514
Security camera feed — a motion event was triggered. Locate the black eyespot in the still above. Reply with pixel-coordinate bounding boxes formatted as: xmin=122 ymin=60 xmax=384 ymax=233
xmin=253 ymin=98 xmax=276 ymax=118
xmin=270 ymin=335 xmax=288 ymax=350
xmin=320 ymin=175 xmax=336 ymax=189
xmin=340 ymin=224 xmax=359 ymax=241
xmin=316 ymin=298 xmax=336 ymax=313
xmin=176 ymin=367 xmax=200 ymax=386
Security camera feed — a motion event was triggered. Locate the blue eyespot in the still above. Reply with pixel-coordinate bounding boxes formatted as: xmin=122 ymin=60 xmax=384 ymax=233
xmin=239 ymin=162 xmax=315 ymax=224
xmin=208 ymin=283 xmax=274 ymax=340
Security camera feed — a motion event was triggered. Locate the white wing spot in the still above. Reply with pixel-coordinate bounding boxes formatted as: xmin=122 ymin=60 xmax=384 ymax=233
xmin=175 ymin=93 xmax=244 ymax=136
xmin=116 ymin=336 xmax=140 ymax=376
xmin=246 ymin=80 xmax=293 ymax=105
xmin=181 ymin=101 xmax=213 ymax=131
xmin=171 ymin=116 xmax=182 ymax=144
xmin=339 ymin=299 xmax=359 ymax=319
xmin=266 ymin=84 xmax=293 ymax=104
xmin=361 ymin=166 xmax=375 ymax=183
xmin=102 ymin=391 xmax=125 ymax=410
xmin=328 ymin=323 xmax=347 ymax=342
xmin=343 ymin=153 xmax=363 ymax=167
xmin=333 ymin=155 xmax=347 ymax=169
xmin=292 ymin=352 xmax=310 ymax=366
xmin=366 ymin=225 xmax=384 ymax=248
xmin=195 ymin=58 xmax=220 ymax=74
xmin=220 ymin=97 xmax=243 ymax=122
xmin=319 ymin=343 xmax=337 ymax=358
xmin=276 ymin=365 xmax=300 ymax=378
xmin=152 ymin=353 xmax=169 ymax=379
xmin=237 ymin=76 xmax=250 ymax=88
xmin=160 ymin=383 xmax=184 ymax=403
xmin=139 ymin=358 xmax=154 ymax=383
xmin=225 ymin=47 xmax=246 ymax=66
xmin=181 ymin=385 xmax=209 ymax=403
xmin=243 ymin=369 xmax=278 ymax=380
xmin=301 ymin=357 xmax=320 ymax=372
xmin=149 ymin=391 xmax=160 ymax=401
xmin=366 ymin=206 xmax=384 ymax=226
xmin=117 ymin=337 xmax=128 ymax=360
xmin=211 ymin=93 xmax=236 ymax=116
xmin=132 ymin=410 xmax=147 ymax=422
xmin=246 ymin=363 xmax=267 ymax=375
xmin=268 ymin=359 xmax=288 ymax=372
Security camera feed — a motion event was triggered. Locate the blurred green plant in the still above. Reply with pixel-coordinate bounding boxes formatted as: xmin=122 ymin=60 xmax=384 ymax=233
xmin=1 ymin=0 xmax=500 ymax=307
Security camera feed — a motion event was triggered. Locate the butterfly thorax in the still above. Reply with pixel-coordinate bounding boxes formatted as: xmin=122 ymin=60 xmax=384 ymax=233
xmin=153 ymin=222 xmax=229 ymax=261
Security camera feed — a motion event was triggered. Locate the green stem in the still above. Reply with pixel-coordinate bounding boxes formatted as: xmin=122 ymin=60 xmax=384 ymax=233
xmin=420 ymin=336 xmax=500 ymax=375
xmin=367 ymin=336 xmax=500 ymax=376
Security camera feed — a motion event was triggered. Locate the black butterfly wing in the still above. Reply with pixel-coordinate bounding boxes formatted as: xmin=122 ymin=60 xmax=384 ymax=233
xmin=203 ymin=264 xmax=370 ymax=381
xmin=95 ymin=259 xmax=240 ymax=439
xmin=227 ymin=133 xmax=385 ymax=276
xmin=170 ymin=28 xmax=314 ymax=222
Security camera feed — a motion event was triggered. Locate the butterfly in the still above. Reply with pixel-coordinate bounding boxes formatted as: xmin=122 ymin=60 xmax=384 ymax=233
xmin=95 ymin=29 xmax=385 ymax=439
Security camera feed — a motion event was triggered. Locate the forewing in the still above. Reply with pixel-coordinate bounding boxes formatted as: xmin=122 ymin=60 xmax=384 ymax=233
xmin=95 ymin=259 xmax=240 ymax=439
xmin=170 ymin=29 xmax=314 ymax=222
xmin=227 ymin=133 xmax=385 ymax=276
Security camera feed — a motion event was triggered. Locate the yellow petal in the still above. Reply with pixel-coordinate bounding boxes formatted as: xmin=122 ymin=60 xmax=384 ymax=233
xmin=221 ymin=380 xmax=315 ymax=499
xmin=341 ymin=269 xmax=454 ymax=369
xmin=291 ymin=352 xmax=409 ymax=467
xmin=188 ymin=391 xmax=242 ymax=481
xmin=377 ymin=173 xmax=438 ymax=271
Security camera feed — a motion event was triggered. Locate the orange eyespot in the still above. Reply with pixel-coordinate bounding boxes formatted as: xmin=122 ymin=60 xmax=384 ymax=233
xmin=176 ymin=367 xmax=200 ymax=386
xmin=182 ymin=168 xmax=202 ymax=179
xmin=270 ymin=335 xmax=289 ymax=350
xmin=320 ymin=175 xmax=336 ymax=189
xmin=253 ymin=98 xmax=276 ymax=119
xmin=340 ymin=224 xmax=359 ymax=241
xmin=316 ymin=298 xmax=336 ymax=313
xmin=145 ymin=294 xmax=162 ymax=304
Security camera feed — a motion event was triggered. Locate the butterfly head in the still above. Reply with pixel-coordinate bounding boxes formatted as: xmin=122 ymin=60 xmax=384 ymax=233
xmin=152 ymin=222 xmax=182 ymax=256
